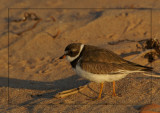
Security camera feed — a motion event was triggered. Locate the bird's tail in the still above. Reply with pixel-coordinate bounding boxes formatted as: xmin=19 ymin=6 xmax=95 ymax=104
xmin=140 ymin=66 xmax=153 ymax=72
xmin=143 ymin=71 xmax=160 ymax=78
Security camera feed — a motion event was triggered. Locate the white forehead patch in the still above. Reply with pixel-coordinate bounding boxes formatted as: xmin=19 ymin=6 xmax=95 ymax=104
xmin=66 ymin=44 xmax=84 ymax=62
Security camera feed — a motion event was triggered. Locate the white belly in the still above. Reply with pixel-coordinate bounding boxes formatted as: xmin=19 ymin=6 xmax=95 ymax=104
xmin=75 ymin=65 xmax=127 ymax=83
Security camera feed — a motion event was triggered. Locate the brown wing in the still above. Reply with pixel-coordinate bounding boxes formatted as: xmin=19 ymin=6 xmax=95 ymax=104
xmin=80 ymin=61 xmax=151 ymax=74
xmin=79 ymin=45 xmax=152 ymax=74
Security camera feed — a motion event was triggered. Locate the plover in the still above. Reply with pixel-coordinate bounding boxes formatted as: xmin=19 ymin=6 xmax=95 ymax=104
xmin=59 ymin=43 xmax=152 ymax=99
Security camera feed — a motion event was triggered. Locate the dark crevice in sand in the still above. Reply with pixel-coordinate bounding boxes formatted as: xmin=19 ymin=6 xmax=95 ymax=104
xmin=89 ymin=10 xmax=103 ymax=21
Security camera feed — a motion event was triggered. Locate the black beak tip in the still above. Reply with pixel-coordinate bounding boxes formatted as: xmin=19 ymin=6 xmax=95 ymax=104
xmin=59 ymin=56 xmax=63 ymax=59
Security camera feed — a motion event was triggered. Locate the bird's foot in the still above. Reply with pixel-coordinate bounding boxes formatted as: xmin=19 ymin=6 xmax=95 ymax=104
xmin=90 ymin=95 xmax=102 ymax=101
xmin=112 ymin=92 xmax=117 ymax=97
xmin=90 ymin=97 xmax=101 ymax=101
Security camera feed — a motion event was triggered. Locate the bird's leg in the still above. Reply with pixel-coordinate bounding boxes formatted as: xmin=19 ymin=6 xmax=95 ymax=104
xmin=97 ymin=82 xmax=104 ymax=99
xmin=112 ymin=81 xmax=116 ymax=97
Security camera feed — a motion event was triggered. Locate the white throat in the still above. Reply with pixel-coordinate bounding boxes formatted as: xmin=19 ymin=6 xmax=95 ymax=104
xmin=66 ymin=44 xmax=84 ymax=62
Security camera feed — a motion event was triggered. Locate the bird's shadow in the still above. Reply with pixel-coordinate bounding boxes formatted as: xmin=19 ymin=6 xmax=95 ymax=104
xmin=1 ymin=75 xmax=89 ymax=106
xmin=0 ymin=75 xmax=89 ymax=91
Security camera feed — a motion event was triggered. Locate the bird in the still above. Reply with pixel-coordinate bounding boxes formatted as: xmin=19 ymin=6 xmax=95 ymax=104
xmin=59 ymin=43 xmax=152 ymax=99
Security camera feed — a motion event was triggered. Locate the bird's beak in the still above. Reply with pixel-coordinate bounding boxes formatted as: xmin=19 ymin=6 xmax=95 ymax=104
xmin=59 ymin=54 xmax=66 ymax=59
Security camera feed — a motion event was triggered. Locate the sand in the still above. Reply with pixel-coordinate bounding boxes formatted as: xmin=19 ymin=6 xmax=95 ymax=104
xmin=0 ymin=0 xmax=160 ymax=112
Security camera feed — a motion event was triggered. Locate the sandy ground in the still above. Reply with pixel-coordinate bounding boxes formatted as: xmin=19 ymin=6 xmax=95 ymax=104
xmin=0 ymin=0 xmax=160 ymax=113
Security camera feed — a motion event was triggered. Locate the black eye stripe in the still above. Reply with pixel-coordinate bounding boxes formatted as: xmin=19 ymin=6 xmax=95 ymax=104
xmin=70 ymin=51 xmax=73 ymax=54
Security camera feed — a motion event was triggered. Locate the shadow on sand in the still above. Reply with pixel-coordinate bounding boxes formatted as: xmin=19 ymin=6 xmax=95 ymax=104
xmin=1 ymin=74 xmax=89 ymax=112
xmin=0 ymin=74 xmax=89 ymax=97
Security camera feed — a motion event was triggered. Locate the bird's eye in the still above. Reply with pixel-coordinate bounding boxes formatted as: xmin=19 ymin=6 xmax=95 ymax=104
xmin=70 ymin=51 xmax=73 ymax=54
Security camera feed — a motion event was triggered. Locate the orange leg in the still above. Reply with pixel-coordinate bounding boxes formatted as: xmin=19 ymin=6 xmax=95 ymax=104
xmin=112 ymin=81 xmax=116 ymax=97
xmin=97 ymin=83 xmax=104 ymax=99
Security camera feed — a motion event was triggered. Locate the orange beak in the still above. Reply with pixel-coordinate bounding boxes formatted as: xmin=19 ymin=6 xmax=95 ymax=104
xmin=59 ymin=54 xmax=66 ymax=59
